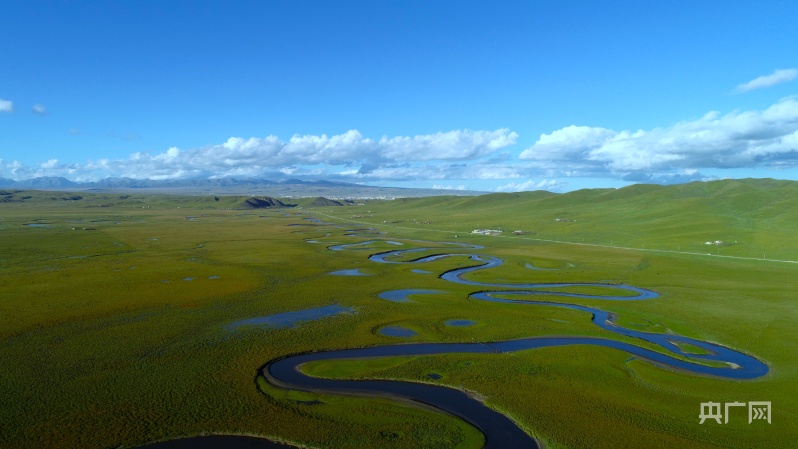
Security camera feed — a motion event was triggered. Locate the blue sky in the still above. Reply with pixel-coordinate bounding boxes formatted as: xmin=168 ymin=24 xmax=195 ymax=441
xmin=2 ymin=1 xmax=798 ymax=192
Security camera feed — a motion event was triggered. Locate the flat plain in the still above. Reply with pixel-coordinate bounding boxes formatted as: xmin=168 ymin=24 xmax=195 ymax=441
xmin=1 ymin=180 xmax=796 ymax=448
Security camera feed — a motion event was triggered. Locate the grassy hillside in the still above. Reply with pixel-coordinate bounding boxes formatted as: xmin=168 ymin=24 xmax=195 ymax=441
xmin=317 ymin=178 xmax=798 ymax=261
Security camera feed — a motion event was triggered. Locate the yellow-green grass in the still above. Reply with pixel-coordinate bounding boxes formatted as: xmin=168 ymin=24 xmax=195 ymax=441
xmin=669 ymin=341 xmax=714 ymax=355
xmin=312 ymin=178 xmax=798 ymax=262
xmin=1 ymin=187 xmax=796 ymax=449
xmin=1 ymin=208 xmax=485 ymax=448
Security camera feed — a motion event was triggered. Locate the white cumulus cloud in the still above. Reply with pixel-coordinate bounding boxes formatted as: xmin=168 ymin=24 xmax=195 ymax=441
xmin=494 ymin=179 xmax=565 ymax=192
xmin=121 ymin=128 xmax=517 ymax=179
xmin=520 ymin=96 xmax=798 ymax=175
xmin=620 ymin=169 xmax=716 ymax=185
xmin=735 ymin=68 xmax=798 ymax=93
xmin=41 ymin=159 xmax=59 ymax=169
xmin=380 ymin=129 xmax=518 ymax=161
xmin=1 ymin=128 xmax=519 ymax=182
xmin=0 ymin=98 xmax=13 ymax=113
xmin=32 ymin=104 xmax=47 ymax=115
xmin=520 ymin=125 xmax=616 ymax=162
xmin=432 ymin=184 xmax=467 ymax=190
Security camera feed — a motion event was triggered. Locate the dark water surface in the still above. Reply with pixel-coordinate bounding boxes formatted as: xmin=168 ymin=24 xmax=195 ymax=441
xmin=378 ymin=288 xmax=444 ymax=302
xmin=445 ymin=319 xmax=476 ymax=327
xmin=329 ymin=269 xmax=369 ymax=276
xmin=227 ymin=304 xmax=354 ymax=331
xmin=379 ymin=325 xmax=417 ymax=337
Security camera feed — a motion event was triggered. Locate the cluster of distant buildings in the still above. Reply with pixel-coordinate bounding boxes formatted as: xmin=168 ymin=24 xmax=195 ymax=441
xmin=471 ymin=229 xmax=503 ymax=235
xmin=471 ymin=229 xmax=531 ymax=236
xmin=704 ymin=240 xmax=738 ymax=246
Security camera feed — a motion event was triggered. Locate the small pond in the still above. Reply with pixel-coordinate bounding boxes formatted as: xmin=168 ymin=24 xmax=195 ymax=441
xmin=445 ymin=319 xmax=477 ymax=327
xmin=329 ymin=269 xmax=369 ymax=276
xmin=227 ymin=304 xmax=355 ymax=331
xmin=378 ymin=289 xmax=444 ymax=302
xmin=379 ymin=326 xmax=417 ymax=338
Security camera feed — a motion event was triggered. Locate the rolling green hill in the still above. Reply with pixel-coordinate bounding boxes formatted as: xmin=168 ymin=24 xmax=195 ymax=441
xmin=3 ymin=178 xmax=796 ymax=260
xmin=319 ymin=178 xmax=798 ymax=261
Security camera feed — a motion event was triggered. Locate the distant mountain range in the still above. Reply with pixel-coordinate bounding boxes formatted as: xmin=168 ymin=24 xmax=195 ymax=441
xmin=0 ymin=176 xmax=484 ymax=198
xmin=0 ymin=176 xmax=358 ymax=189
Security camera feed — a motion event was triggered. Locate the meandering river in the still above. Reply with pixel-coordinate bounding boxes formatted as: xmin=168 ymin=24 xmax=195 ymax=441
xmin=262 ymin=240 xmax=768 ymax=448
xmin=144 ymin=234 xmax=769 ymax=449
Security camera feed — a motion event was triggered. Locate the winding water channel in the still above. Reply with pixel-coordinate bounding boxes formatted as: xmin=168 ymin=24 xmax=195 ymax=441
xmin=261 ymin=238 xmax=768 ymax=449
xmin=144 ymin=233 xmax=769 ymax=449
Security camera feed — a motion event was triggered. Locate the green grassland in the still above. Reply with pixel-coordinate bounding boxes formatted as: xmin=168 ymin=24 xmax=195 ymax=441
xmin=320 ymin=178 xmax=798 ymax=262
xmin=1 ymin=180 xmax=797 ymax=448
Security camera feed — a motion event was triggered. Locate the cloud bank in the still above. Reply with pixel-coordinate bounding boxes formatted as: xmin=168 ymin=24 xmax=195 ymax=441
xmin=494 ymin=179 xmax=566 ymax=192
xmin=735 ymin=69 xmax=798 ymax=93
xmin=4 ymin=96 xmax=798 ymax=188
xmin=127 ymin=128 xmax=518 ymax=180
xmin=2 ymin=128 xmax=520 ymax=182
xmin=520 ymin=96 xmax=798 ymax=176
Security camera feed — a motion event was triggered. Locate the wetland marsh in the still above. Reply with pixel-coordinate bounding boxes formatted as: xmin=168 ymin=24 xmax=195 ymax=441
xmin=259 ymin=236 xmax=768 ymax=448
xmin=1 ymin=188 xmax=795 ymax=449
